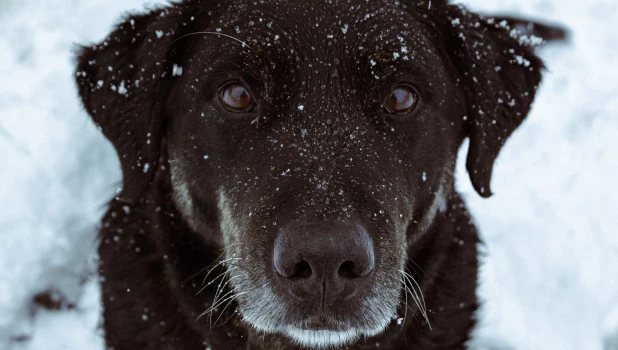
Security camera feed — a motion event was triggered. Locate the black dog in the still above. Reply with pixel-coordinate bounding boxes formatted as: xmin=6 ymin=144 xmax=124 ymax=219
xmin=76 ymin=0 xmax=563 ymax=348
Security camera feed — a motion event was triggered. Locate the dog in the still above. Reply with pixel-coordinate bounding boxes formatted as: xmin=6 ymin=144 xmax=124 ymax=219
xmin=76 ymin=0 xmax=564 ymax=348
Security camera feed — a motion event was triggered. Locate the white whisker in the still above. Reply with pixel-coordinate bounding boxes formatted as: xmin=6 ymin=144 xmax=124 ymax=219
xmin=400 ymin=269 xmax=432 ymax=330
xmin=170 ymin=31 xmax=252 ymax=49
xmin=201 ymin=257 xmax=242 ymax=286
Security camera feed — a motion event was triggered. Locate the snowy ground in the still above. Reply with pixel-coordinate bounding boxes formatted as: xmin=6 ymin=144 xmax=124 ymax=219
xmin=0 ymin=0 xmax=616 ymax=349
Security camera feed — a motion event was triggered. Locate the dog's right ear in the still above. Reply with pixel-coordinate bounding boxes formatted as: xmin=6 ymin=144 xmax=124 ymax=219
xmin=76 ymin=5 xmax=188 ymax=203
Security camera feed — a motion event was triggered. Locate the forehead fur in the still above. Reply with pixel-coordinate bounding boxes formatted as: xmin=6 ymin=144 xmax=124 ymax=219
xmin=181 ymin=0 xmax=445 ymax=71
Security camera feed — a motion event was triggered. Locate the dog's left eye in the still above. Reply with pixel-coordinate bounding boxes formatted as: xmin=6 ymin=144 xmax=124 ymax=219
xmin=384 ymin=85 xmax=418 ymax=114
xmin=219 ymin=82 xmax=256 ymax=112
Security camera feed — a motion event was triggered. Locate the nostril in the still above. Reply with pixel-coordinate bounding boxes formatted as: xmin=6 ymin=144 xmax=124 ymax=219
xmin=290 ymin=260 xmax=312 ymax=280
xmin=338 ymin=260 xmax=362 ymax=279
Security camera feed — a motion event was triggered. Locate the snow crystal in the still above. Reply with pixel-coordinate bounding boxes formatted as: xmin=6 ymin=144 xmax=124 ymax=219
xmin=297 ymin=105 xmax=304 ymax=111
xmin=514 ymin=55 xmax=531 ymax=67
xmin=341 ymin=24 xmax=349 ymax=34
xmin=522 ymin=35 xmax=544 ymax=47
xmin=172 ymin=64 xmax=183 ymax=77
xmin=155 ymin=30 xmax=163 ymax=38
xmin=117 ymin=81 xmax=128 ymax=95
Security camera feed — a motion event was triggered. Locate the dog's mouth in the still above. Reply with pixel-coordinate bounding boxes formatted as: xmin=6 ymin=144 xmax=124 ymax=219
xmin=233 ymin=278 xmax=398 ymax=346
xmin=241 ymin=310 xmax=393 ymax=348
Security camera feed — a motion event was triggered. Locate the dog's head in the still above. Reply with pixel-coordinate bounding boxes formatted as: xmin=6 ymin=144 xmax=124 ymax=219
xmin=77 ymin=0 xmax=543 ymax=347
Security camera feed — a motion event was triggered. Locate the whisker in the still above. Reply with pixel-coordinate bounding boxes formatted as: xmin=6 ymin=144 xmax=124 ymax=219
xmin=404 ymin=272 xmax=427 ymax=312
xmin=181 ymin=251 xmax=228 ymax=284
xmin=196 ymin=266 xmax=239 ymax=296
xmin=211 ymin=269 xmax=234 ymax=312
xmin=400 ymin=270 xmax=423 ymax=309
xmin=209 ymin=288 xmax=237 ymax=325
xmin=198 ymin=288 xmax=235 ymax=320
xmin=202 ymin=257 xmax=243 ymax=286
xmin=400 ymin=269 xmax=432 ymax=330
xmin=212 ymin=292 xmax=241 ymax=326
xmin=170 ymin=31 xmax=253 ymax=49
xmin=401 ymin=274 xmax=423 ymax=314
xmin=399 ymin=277 xmax=409 ymax=324
xmin=198 ymin=291 xmax=248 ymax=324
xmin=405 ymin=258 xmax=427 ymax=279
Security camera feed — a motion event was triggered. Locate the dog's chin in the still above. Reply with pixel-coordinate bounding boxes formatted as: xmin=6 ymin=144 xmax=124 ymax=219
xmin=282 ymin=323 xmax=389 ymax=348
xmin=243 ymin=313 xmax=391 ymax=348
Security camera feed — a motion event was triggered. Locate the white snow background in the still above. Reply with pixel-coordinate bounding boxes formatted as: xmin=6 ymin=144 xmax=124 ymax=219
xmin=0 ymin=0 xmax=617 ymax=349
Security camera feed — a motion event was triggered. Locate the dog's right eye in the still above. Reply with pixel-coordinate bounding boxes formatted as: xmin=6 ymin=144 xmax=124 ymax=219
xmin=219 ymin=82 xmax=256 ymax=112
xmin=384 ymin=84 xmax=419 ymax=115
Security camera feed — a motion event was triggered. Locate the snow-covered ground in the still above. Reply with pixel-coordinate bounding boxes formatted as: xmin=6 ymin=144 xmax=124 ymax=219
xmin=0 ymin=0 xmax=616 ymax=349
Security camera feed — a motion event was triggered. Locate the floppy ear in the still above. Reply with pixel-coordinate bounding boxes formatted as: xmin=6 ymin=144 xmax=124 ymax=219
xmin=76 ymin=5 xmax=188 ymax=203
xmin=445 ymin=6 xmax=544 ymax=197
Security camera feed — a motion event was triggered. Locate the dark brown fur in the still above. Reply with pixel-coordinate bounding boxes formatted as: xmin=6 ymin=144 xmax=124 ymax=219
xmin=76 ymin=1 xmax=562 ymax=349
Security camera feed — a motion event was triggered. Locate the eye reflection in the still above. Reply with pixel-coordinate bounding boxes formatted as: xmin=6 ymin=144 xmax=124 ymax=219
xmin=384 ymin=85 xmax=418 ymax=114
xmin=219 ymin=82 xmax=255 ymax=112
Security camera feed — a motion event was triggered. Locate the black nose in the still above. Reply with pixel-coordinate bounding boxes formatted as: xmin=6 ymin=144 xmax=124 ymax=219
xmin=273 ymin=222 xmax=375 ymax=303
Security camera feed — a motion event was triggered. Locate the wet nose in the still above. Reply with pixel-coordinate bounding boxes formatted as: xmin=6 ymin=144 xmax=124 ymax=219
xmin=273 ymin=222 xmax=375 ymax=303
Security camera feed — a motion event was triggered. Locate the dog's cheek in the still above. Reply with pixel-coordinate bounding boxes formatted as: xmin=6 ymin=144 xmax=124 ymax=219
xmin=166 ymin=148 xmax=222 ymax=243
xmin=215 ymin=189 xmax=284 ymax=324
xmin=216 ymin=188 xmax=269 ymax=282
xmin=216 ymin=189 xmax=244 ymax=255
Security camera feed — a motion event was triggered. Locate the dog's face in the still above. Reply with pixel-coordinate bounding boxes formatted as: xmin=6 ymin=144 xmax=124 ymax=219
xmin=77 ymin=0 xmax=542 ymax=347
xmin=165 ymin=2 xmax=464 ymax=345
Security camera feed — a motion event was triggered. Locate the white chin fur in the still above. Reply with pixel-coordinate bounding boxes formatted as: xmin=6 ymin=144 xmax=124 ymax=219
xmin=283 ymin=322 xmax=388 ymax=348
xmin=285 ymin=327 xmax=360 ymax=348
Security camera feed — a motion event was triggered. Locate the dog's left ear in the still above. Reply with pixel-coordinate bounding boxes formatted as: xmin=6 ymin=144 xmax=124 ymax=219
xmin=444 ymin=6 xmax=544 ymax=197
xmin=75 ymin=5 xmax=192 ymax=203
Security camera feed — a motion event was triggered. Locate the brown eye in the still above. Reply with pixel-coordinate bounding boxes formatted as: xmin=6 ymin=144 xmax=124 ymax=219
xmin=384 ymin=85 xmax=418 ymax=114
xmin=219 ymin=82 xmax=255 ymax=112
